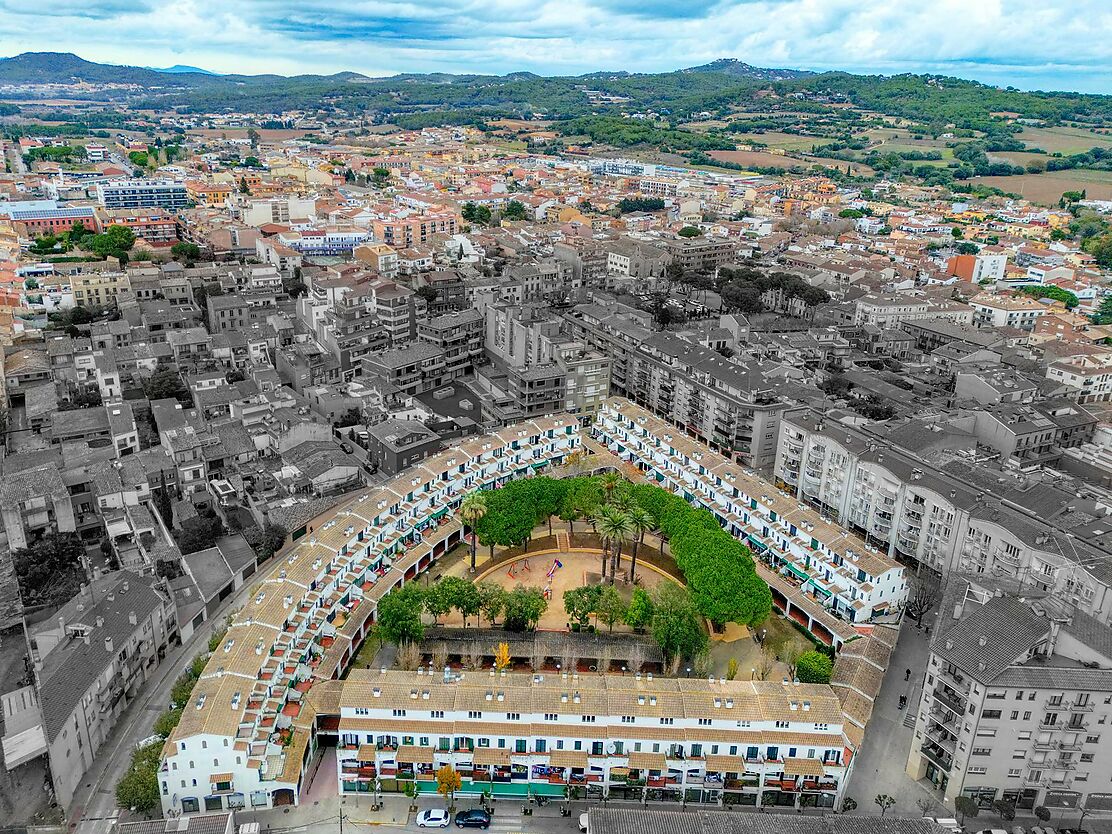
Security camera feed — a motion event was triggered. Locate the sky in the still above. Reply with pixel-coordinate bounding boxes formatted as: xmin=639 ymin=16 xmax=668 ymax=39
xmin=2 ymin=0 xmax=1112 ymax=93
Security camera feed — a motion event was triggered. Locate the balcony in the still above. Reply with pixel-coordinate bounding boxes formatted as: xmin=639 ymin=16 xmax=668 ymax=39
xmin=919 ymin=744 xmax=952 ymax=773
xmin=1069 ymin=701 xmax=1095 ymax=713
xmin=932 ymin=687 xmax=967 ymax=717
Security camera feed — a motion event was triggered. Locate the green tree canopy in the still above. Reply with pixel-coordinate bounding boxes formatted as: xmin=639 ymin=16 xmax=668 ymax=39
xmin=377 ymin=583 xmax=426 ymax=644
xmin=795 ymin=650 xmax=834 ymax=683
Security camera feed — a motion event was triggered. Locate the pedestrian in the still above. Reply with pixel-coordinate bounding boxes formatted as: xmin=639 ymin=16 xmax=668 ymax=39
xmin=905 ymin=668 xmax=911 ymax=681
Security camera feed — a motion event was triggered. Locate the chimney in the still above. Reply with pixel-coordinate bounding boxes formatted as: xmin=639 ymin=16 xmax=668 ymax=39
xmin=129 ymin=611 xmax=137 ymax=626
xmin=104 ymin=636 xmax=114 ymax=653
xmin=1047 ymin=619 xmax=1064 ymax=656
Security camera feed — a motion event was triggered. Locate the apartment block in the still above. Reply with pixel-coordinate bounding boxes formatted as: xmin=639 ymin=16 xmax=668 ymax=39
xmin=907 ymin=575 xmax=1112 ymax=814
xmin=95 ymin=180 xmax=189 ymax=211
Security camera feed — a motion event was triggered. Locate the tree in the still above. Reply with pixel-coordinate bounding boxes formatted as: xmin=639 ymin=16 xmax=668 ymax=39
xmin=992 ymin=799 xmax=1016 ymax=821
xmin=626 ymin=506 xmax=654 ymax=584
xmin=153 ymin=707 xmax=183 ymax=738
xmin=650 ymin=583 xmax=707 ymax=661
xmin=460 ymin=491 xmax=488 ymax=571
xmin=955 ymin=241 xmax=980 ymax=255
xmin=493 ymin=642 xmax=511 ymax=670
xmin=678 ymin=225 xmax=702 ymax=238
xmin=247 ymin=127 xmax=260 ymax=149
xmin=906 ymin=571 xmax=942 ymax=624
xmin=176 ymin=513 xmax=226 ymax=555
xmin=874 ymin=794 xmax=896 ymax=818
xmin=116 ymin=743 xmax=161 ymax=812
xmin=377 ymin=584 xmax=426 ymax=644
xmin=86 ymin=224 xmax=136 ymax=262
xmin=477 ymin=582 xmax=507 ymax=627
xmin=955 ymin=796 xmax=980 ymax=825
xmin=12 ymin=531 xmax=86 ymax=608
xmin=502 ymin=585 xmax=547 ymax=632
xmin=563 ymin=586 xmax=600 ymax=629
xmin=597 ymin=586 xmax=627 ymax=633
xmin=452 ymin=578 xmax=482 ymax=626
xmin=1092 ymin=294 xmax=1112 ymax=325
xmin=244 ymin=156 xmax=261 ymax=168
xmin=424 ymin=581 xmax=454 ymax=624
xmin=435 ymin=764 xmax=462 ymax=806
xmin=596 ymin=506 xmax=632 ymax=584
xmin=416 ymin=284 xmax=439 ymax=306
xmin=841 ymin=797 xmax=857 ymax=813
xmin=726 ymin=657 xmax=739 ymax=681
xmin=795 ymin=650 xmax=834 ymax=684
xmin=171 ymin=241 xmax=201 ymax=262
xmin=502 ymin=200 xmax=527 ymax=221
xmin=372 ymin=167 xmax=391 ymax=188
xmin=144 ymin=367 xmax=189 ymax=402
xmin=461 ymin=202 xmax=492 ymax=226
xmin=1033 ymin=806 xmax=1051 ymax=823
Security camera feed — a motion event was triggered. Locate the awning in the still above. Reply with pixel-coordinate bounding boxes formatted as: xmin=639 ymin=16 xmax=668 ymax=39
xmin=609 ymin=766 xmax=630 ymax=777
xmin=1 ymin=725 xmax=47 ymax=770
xmin=397 ymin=745 xmax=435 ymax=764
xmin=209 ymin=772 xmax=234 ymax=783
xmin=473 ymin=748 xmax=512 ymax=766
xmin=783 ymin=562 xmax=809 ymax=580
xmin=548 ymin=750 xmax=588 ymax=768
xmin=356 ymin=745 xmax=377 ymax=762
xmin=783 ymin=757 xmax=825 ymax=778
xmin=627 ymin=751 xmax=666 ymax=771
xmin=704 ymin=755 xmax=744 ymax=773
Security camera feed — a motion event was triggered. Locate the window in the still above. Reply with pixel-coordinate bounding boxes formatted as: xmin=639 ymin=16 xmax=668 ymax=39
xmin=1012 ymin=750 xmax=1026 ymax=759
xmin=775 ymin=720 xmax=789 ymax=728
xmin=1007 ymin=768 xmax=1021 ymax=777
xmin=582 ymin=715 xmax=596 ymax=723
xmin=431 ymin=710 xmax=444 ymax=719
xmin=392 ymin=709 xmax=406 ymax=717
xmin=659 ymin=717 xmax=673 ymax=725
xmin=506 ymin=713 xmax=520 ymax=721
xmin=971 ymin=747 xmax=992 ymax=757
xmin=1011 ymin=711 xmax=1019 ymax=720
xmin=545 ymin=713 xmax=559 ymax=721
xmin=976 ymin=729 xmax=997 ymax=737
xmin=1018 ymin=731 xmax=1032 ymax=740
xmin=969 ymin=766 xmax=987 ymax=775
xmin=982 ymin=710 xmax=1002 ymax=720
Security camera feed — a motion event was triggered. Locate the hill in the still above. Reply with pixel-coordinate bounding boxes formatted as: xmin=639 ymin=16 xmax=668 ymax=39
xmin=683 ymin=58 xmax=814 ymax=81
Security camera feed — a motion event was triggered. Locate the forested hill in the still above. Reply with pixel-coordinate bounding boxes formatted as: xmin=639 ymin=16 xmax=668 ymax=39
xmin=5 ymin=52 xmax=1112 ymax=133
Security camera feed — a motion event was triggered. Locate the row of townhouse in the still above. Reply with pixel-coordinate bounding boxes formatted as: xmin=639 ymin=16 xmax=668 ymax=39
xmin=773 ymin=410 xmax=1112 ymax=625
xmin=332 ymin=671 xmax=852 ymax=810
xmin=159 ymin=414 xmax=584 ymax=815
xmin=592 ymin=399 xmax=908 ymax=647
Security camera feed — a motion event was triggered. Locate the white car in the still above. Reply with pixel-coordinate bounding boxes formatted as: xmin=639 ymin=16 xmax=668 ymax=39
xmin=417 ymin=810 xmax=451 ymax=828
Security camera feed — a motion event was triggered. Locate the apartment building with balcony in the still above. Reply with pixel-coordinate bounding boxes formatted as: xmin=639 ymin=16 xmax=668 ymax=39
xmin=4 ymin=572 xmax=178 ymax=810
xmin=333 ymin=671 xmax=850 ymax=810
xmin=159 ymin=415 xmax=583 ymax=815
xmin=907 ymin=575 xmax=1112 ymax=817
xmin=774 ymin=409 xmax=1112 ymax=625
xmin=95 ymin=180 xmax=189 ymax=211
xmin=594 ymin=399 xmax=907 ymax=647
xmin=362 ymin=342 xmax=448 ymax=397
xmin=564 ymin=304 xmax=790 ymax=471
xmin=417 ymin=310 xmax=484 ymax=381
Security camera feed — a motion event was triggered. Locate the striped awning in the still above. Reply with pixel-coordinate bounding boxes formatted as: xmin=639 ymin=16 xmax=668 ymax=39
xmin=209 ymin=772 xmax=233 ymax=783
xmin=356 ymin=745 xmax=377 ymax=762
xmin=783 ymin=757 xmax=825 ymax=777
xmin=397 ymin=745 xmax=435 ymax=764
xmin=704 ymin=755 xmax=744 ymax=773
xmin=627 ymin=751 xmax=666 ymax=771
xmin=473 ymin=748 xmax=512 ymax=766
xmin=548 ymin=750 xmax=588 ymax=768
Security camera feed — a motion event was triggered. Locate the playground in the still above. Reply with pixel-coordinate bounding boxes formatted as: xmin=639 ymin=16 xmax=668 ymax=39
xmin=438 ymin=545 xmax=673 ymax=632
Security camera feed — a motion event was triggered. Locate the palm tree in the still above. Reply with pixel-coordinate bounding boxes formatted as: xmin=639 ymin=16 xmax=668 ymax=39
xmin=626 ymin=506 xmax=654 ymax=585
xmin=597 ymin=507 xmax=633 ymax=586
xmin=459 ymin=491 xmax=487 ymax=572
xmin=600 ymin=471 xmax=622 ymax=502
xmin=608 ymin=488 xmax=635 ymax=513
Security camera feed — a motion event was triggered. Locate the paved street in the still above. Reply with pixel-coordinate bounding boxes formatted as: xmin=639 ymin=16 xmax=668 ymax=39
xmin=844 ymin=618 xmax=941 ymax=817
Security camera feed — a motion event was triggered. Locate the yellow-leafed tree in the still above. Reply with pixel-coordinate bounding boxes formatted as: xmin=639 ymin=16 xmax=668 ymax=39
xmin=494 ymin=642 xmax=511 ymax=670
xmin=436 ymin=764 xmax=462 ymax=806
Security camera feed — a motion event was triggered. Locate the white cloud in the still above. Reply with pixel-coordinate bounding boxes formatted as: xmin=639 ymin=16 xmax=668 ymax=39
xmin=1 ymin=0 xmax=1110 ymax=91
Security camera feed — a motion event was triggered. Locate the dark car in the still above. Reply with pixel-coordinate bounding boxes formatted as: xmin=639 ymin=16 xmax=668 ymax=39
xmin=454 ymin=810 xmax=491 ymax=829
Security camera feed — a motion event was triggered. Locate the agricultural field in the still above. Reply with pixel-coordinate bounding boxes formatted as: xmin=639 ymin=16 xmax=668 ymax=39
xmin=748 ymin=131 xmax=830 ymax=151
xmin=709 ymin=149 xmax=874 ymax=175
xmin=988 ymin=150 xmax=1051 ymax=166
xmin=978 ymin=168 xmax=1112 ymax=204
xmin=1017 ymin=125 xmax=1112 ymax=154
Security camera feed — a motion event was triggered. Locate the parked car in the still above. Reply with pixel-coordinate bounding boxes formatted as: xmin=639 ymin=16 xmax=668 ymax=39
xmin=455 ymin=809 xmax=492 ymax=829
xmin=579 ymin=812 xmax=589 ymax=833
xmin=340 ymin=442 xmax=353 ymax=454
xmin=417 ymin=810 xmax=451 ymax=828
